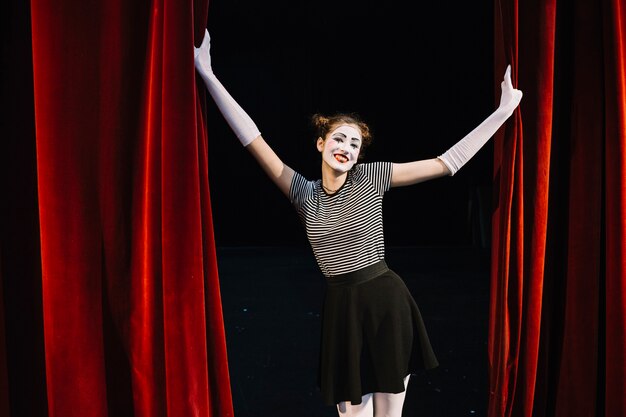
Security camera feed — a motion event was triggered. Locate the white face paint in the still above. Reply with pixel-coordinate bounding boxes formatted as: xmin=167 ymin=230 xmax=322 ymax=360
xmin=318 ymin=125 xmax=362 ymax=173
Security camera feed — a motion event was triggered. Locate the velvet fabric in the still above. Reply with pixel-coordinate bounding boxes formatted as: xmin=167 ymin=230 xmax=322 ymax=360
xmin=0 ymin=0 xmax=233 ymax=415
xmin=490 ymin=0 xmax=626 ymax=416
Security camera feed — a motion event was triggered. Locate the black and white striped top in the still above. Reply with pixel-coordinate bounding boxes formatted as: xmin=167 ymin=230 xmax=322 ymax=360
xmin=289 ymin=162 xmax=393 ymax=277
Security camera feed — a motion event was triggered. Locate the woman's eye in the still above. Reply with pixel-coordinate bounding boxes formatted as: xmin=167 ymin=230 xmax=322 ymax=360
xmin=351 ymin=144 xmax=358 ymax=149
xmin=333 ymin=138 xmax=343 ymax=142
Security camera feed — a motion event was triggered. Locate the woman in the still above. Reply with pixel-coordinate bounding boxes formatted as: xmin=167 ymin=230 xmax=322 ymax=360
xmin=194 ymin=29 xmax=522 ymax=417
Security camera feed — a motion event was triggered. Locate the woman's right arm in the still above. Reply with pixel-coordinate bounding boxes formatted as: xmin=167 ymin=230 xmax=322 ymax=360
xmin=244 ymin=138 xmax=294 ymax=197
xmin=194 ymin=29 xmax=294 ymax=197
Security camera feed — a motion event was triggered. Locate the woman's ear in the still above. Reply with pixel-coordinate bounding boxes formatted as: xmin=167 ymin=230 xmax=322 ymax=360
xmin=316 ymin=137 xmax=324 ymax=152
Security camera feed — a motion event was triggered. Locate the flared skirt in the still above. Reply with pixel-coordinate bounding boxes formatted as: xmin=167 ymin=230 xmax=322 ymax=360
xmin=318 ymin=260 xmax=439 ymax=405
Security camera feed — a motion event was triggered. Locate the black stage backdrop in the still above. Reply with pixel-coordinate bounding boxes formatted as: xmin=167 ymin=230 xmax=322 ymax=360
xmin=203 ymin=0 xmax=494 ymax=248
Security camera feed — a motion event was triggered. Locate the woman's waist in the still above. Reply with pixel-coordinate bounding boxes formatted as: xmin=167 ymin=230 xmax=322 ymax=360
xmin=325 ymin=260 xmax=390 ymax=287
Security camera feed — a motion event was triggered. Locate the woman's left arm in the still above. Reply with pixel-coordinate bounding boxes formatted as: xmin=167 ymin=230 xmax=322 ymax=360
xmin=391 ymin=158 xmax=450 ymax=187
xmin=391 ymin=65 xmax=522 ymax=188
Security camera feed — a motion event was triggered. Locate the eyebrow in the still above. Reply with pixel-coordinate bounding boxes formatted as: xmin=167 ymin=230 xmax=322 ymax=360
xmin=332 ymin=132 xmax=361 ymax=142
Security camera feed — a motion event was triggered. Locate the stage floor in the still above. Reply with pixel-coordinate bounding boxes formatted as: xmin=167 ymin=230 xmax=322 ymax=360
xmin=216 ymin=246 xmax=490 ymax=417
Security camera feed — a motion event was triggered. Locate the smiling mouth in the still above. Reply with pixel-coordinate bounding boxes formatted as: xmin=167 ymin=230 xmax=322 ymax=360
xmin=334 ymin=154 xmax=348 ymax=163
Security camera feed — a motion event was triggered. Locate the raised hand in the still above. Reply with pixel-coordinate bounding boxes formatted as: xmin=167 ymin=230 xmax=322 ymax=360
xmin=193 ymin=28 xmax=261 ymax=147
xmin=498 ymin=65 xmax=523 ymax=111
xmin=194 ymin=29 xmax=213 ymax=76
xmin=437 ymin=64 xmax=524 ymax=176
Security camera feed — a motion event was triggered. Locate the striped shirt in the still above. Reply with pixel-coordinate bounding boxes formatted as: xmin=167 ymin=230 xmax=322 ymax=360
xmin=289 ymin=162 xmax=393 ymax=277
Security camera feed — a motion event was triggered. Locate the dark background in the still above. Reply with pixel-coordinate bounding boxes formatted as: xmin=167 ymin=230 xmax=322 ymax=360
xmin=202 ymin=2 xmax=496 ymax=416
xmin=202 ymin=0 xmax=495 ymax=248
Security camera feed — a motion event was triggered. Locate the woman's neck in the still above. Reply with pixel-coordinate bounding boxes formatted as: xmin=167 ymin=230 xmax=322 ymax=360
xmin=320 ymin=163 xmax=349 ymax=192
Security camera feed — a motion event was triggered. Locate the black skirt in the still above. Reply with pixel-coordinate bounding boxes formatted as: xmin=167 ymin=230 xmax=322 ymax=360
xmin=318 ymin=260 xmax=439 ymax=405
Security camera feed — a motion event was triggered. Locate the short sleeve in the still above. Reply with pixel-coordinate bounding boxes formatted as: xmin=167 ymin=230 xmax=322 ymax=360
xmin=355 ymin=162 xmax=393 ymax=195
xmin=289 ymin=171 xmax=316 ymax=212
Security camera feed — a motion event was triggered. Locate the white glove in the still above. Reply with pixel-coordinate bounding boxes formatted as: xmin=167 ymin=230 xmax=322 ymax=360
xmin=438 ymin=65 xmax=523 ymax=175
xmin=194 ymin=29 xmax=261 ymax=146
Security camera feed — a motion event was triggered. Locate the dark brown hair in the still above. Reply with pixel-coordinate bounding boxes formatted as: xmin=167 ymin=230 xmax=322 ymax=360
xmin=311 ymin=113 xmax=373 ymax=160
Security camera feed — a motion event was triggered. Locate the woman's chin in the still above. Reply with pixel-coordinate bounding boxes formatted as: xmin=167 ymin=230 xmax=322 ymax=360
xmin=324 ymin=158 xmax=354 ymax=173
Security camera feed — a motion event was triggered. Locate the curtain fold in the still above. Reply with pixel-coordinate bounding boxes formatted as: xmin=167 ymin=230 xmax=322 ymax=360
xmin=489 ymin=1 xmax=555 ymax=416
xmin=603 ymin=2 xmax=626 ymax=415
xmin=490 ymin=0 xmax=626 ymax=416
xmin=27 ymin=0 xmax=233 ymax=415
xmin=553 ymin=2 xmax=605 ymax=415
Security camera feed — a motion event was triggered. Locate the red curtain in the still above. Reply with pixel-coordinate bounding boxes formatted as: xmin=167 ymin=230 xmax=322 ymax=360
xmin=0 ymin=0 xmax=234 ymax=415
xmin=490 ymin=0 xmax=626 ymax=416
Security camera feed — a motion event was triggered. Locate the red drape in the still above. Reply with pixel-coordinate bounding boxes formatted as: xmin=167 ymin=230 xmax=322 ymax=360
xmin=23 ymin=0 xmax=234 ymax=415
xmin=603 ymin=1 xmax=626 ymax=415
xmin=490 ymin=0 xmax=626 ymax=416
